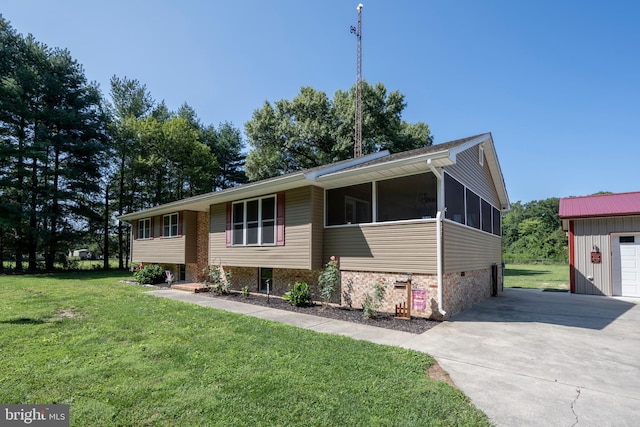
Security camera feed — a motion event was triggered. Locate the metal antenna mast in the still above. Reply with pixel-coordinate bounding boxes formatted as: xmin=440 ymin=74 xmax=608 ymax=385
xmin=350 ymin=3 xmax=363 ymax=158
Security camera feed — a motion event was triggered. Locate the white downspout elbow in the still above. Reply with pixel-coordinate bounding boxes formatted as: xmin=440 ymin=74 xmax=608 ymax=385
xmin=436 ymin=210 xmax=446 ymax=317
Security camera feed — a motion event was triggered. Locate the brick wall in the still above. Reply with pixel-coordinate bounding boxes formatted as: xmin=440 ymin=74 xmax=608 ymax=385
xmin=341 ymin=266 xmax=501 ymax=319
xmin=221 ymin=266 xmax=325 ymax=298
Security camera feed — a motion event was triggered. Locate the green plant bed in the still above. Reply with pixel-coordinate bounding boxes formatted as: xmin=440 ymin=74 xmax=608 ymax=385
xmin=0 ymin=271 xmax=490 ymax=426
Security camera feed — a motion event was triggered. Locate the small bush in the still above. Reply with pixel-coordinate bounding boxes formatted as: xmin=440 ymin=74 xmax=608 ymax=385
xmin=241 ymin=286 xmax=250 ymax=298
xmin=283 ymin=282 xmax=312 ymax=307
xmin=205 ymin=264 xmax=232 ymax=294
xmin=318 ymin=256 xmax=340 ymax=308
xmin=362 ymin=281 xmax=387 ymax=319
xmin=133 ymin=264 xmax=165 ymax=285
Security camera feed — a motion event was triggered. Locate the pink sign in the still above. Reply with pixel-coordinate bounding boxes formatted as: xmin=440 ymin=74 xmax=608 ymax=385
xmin=412 ymin=289 xmax=426 ymax=310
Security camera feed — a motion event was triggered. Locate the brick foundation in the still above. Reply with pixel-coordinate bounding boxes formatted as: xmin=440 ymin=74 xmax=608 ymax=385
xmin=341 ymin=266 xmax=502 ymax=319
xmin=222 ymin=266 xmax=325 ymax=298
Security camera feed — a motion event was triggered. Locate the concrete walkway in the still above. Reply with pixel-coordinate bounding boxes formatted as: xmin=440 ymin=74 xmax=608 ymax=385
xmin=147 ymin=288 xmax=640 ymax=427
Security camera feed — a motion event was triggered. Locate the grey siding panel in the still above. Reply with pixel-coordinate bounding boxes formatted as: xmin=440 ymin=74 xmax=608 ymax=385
xmin=323 ymin=221 xmax=438 ymax=274
xmin=445 ymin=144 xmax=500 ymax=207
xmin=573 ymin=215 xmax=640 ymax=295
xmin=443 ymin=220 xmax=501 ymax=273
xmin=209 ymin=187 xmax=313 ymax=270
xmin=310 ymin=186 xmax=324 ymax=270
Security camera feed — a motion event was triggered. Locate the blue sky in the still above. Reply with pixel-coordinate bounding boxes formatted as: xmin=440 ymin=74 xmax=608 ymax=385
xmin=3 ymin=0 xmax=639 ymax=204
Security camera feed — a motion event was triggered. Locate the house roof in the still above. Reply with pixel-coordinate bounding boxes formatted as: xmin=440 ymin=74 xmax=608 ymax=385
xmin=559 ymin=191 xmax=640 ymax=219
xmin=118 ymin=132 xmax=510 ymax=222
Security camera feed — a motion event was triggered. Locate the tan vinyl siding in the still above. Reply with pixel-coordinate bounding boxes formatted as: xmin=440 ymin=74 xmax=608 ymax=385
xmin=183 ymin=211 xmax=197 ymax=263
xmin=310 ymin=186 xmax=324 ymax=270
xmin=443 ymin=220 xmax=501 ymax=273
xmin=572 ymin=215 xmax=640 ymax=295
xmin=131 ymin=211 xmax=198 ymax=264
xmin=323 ymin=221 xmax=438 ymax=274
xmin=445 ymin=144 xmax=500 ymax=207
xmin=209 ymin=187 xmax=315 ymax=270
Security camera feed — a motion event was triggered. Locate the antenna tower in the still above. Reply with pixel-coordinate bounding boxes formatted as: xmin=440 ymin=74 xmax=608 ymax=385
xmin=350 ymin=4 xmax=363 ymax=158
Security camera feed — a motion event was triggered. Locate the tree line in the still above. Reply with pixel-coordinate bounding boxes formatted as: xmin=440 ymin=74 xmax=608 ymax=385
xmin=502 ymin=198 xmax=568 ymax=263
xmin=0 ymin=16 xmax=433 ymax=272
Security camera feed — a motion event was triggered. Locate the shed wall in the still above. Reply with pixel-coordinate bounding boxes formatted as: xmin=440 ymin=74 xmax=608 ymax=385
xmin=572 ymin=215 xmax=640 ymax=295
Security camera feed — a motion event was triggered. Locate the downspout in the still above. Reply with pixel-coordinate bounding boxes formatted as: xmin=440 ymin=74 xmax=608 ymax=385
xmin=435 ymin=211 xmax=446 ymax=316
xmin=427 ymin=159 xmax=447 ymax=317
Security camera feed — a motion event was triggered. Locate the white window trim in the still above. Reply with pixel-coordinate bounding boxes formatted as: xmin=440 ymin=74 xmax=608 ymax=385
xmin=138 ymin=218 xmax=151 ymax=240
xmin=163 ymin=213 xmax=180 ymax=238
xmin=232 ymin=195 xmax=277 ymax=246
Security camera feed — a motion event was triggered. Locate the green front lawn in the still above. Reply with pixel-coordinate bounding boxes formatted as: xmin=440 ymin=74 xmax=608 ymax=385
xmin=0 ymin=271 xmax=489 ymax=426
xmin=504 ymin=263 xmax=570 ymax=290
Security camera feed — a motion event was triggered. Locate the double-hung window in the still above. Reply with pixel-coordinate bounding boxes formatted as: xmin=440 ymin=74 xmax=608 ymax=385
xmin=163 ymin=213 xmax=179 ymax=237
xmin=138 ymin=218 xmax=151 ymax=240
xmin=232 ymin=195 xmax=276 ymax=246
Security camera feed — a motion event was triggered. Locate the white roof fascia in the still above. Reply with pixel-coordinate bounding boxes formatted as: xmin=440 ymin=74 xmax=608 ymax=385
xmin=118 ymin=172 xmax=307 ymax=222
xmin=315 ymin=150 xmax=453 ymax=183
xmin=303 ymin=150 xmax=390 ymax=180
xmin=447 ymin=133 xmax=491 ymax=163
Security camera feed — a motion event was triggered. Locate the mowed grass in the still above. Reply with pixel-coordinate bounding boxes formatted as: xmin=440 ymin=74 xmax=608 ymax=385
xmin=504 ymin=263 xmax=570 ymax=290
xmin=0 ymin=271 xmax=489 ymax=426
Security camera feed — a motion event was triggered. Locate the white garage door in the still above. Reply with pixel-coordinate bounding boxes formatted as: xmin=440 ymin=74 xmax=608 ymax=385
xmin=613 ymin=234 xmax=640 ymax=297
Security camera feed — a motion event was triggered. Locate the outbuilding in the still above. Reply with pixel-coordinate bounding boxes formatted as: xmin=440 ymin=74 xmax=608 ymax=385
xmin=559 ymin=192 xmax=640 ymax=297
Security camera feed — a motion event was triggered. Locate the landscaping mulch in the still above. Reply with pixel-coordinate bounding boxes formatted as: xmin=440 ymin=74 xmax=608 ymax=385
xmin=202 ymin=290 xmax=441 ymax=334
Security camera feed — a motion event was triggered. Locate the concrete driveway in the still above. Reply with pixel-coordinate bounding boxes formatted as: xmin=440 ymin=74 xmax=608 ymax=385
xmin=403 ymin=288 xmax=640 ymax=426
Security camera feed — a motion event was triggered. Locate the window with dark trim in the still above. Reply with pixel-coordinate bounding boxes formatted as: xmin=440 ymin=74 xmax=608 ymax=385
xmin=466 ymin=189 xmax=480 ymax=229
xmin=620 ymin=236 xmax=635 ymax=243
xmin=259 ymin=267 xmax=273 ymax=293
xmin=232 ymin=195 xmax=277 ymax=246
xmin=444 ymin=174 xmax=465 ymax=224
xmin=481 ymin=199 xmax=492 ymax=233
xmin=138 ymin=218 xmax=151 ymax=240
xmin=492 ymin=207 xmax=501 ymax=236
xmin=163 ymin=213 xmax=179 ymax=237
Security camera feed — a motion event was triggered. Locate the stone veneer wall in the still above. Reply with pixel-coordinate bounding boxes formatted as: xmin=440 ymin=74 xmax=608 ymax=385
xmin=222 ymin=266 xmax=326 ymax=299
xmin=341 ymin=266 xmax=501 ymax=319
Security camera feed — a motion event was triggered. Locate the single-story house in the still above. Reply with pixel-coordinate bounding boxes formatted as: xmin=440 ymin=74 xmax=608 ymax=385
xmin=119 ymin=133 xmax=510 ymax=318
xmin=559 ymin=191 xmax=640 ymax=297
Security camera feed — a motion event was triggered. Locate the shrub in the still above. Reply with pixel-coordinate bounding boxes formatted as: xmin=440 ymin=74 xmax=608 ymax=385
xmin=133 ymin=264 xmax=165 ymax=285
xmin=318 ymin=256 xmax=340 ymax=308
xmin=241 ymin=286 xmax=250 ymax=298
xmin=362 ymin=281 xmax=387 ymax=319
xmin=283 ymin=282 xmax=312 ymax=307
xmin=206 ymin=264 xmax=232 ymax=294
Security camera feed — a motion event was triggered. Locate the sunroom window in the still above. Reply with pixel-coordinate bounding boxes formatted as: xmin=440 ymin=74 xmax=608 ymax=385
xmin=326 ymin=183 xmax=372 ymax=226
xmin=444 ymin=174 xmax=465 ymax=225
xmin=377 ymin=173 xmax=437 ymax=221
xmin=232 ymin=195 xmax=277 ymax=246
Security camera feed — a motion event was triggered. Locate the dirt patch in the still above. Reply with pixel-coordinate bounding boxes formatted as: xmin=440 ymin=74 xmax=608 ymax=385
xmin=427 ymin=363 xmax=457 ymax=388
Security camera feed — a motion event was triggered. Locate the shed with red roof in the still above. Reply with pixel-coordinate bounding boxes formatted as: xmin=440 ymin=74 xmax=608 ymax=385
xmin=559 ymin=192 xmax=640 ymax=297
